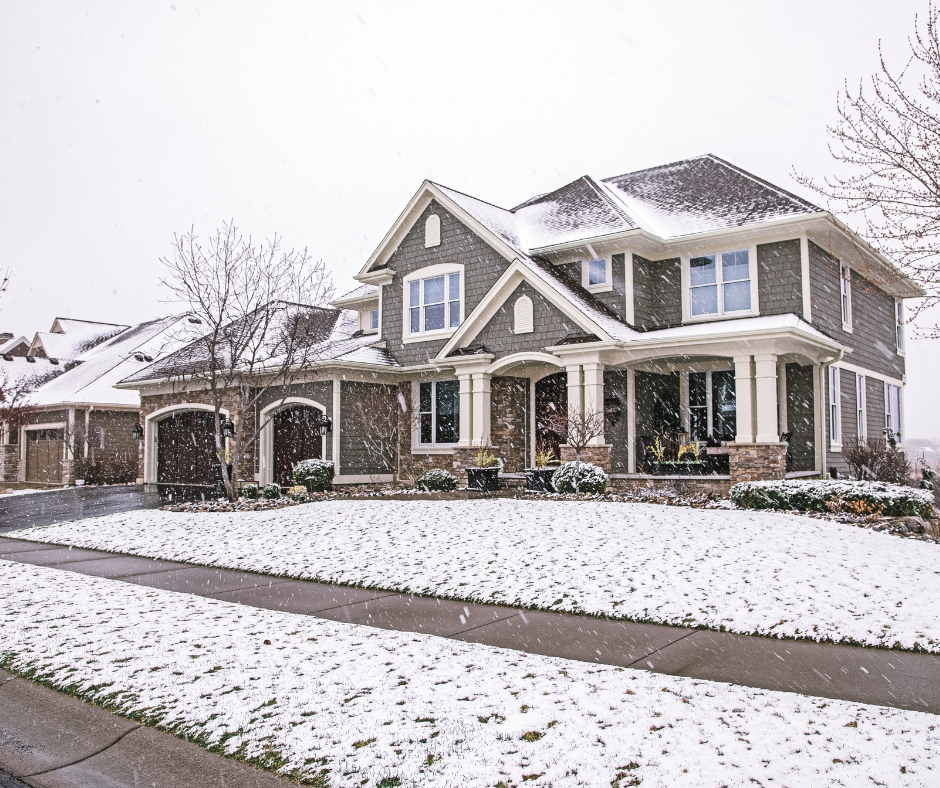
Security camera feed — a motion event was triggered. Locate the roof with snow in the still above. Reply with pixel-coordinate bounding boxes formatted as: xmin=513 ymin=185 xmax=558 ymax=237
xmin=330 ymin=284 xmax=379 ymax=306
xmin=30 ymin=319 xmax=130 ymax=361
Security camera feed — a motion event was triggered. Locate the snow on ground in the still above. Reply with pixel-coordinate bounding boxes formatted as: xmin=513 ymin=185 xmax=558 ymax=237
xmin=0 ymin=487 xmax=59 ymax=497
xmin=1 ymin=559 xmax=936 ymax=788
xmin=12 ymin=499 xmax=940 ymax=652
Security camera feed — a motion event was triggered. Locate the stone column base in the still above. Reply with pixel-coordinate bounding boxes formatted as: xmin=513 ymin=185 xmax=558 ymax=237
xmin=0 ymin=445 xmax=20 ymax=483
xmin=60 ymin=458 xmax=77 ymax=486
xmin=728 ymin=443 xmax=787 ymax=483
xmin=558 ymin=444 xmax=613 ymax=473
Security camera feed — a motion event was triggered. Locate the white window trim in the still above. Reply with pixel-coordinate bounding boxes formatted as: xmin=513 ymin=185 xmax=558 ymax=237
xmin=896 ymin=299 xmax=905 ymax=355
xmin=581 ymin=257 xmax=613 ymax=294
xmin=829 ymin=365 xmax=842 ymax=452
xmin=857 ymin=373 xmax=866 ymax=441
xmin=402 ymin=263 xmax=465 ymax=344
xmin=413 ymin=379 xmax=460 ymax=449
xmin=840 ymin=262 xmax=853 ymax=333
xmin=680 ymin=245 xmax=759 ymax=323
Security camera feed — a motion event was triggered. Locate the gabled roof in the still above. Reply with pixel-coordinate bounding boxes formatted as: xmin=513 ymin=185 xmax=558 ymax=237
xmin=0 ymin=335 xmax=29 ymax=356
xmin=30 ymin=319 xmax=129 ymax=361
xmin=330 ymin=284 xmax=379 ymax=307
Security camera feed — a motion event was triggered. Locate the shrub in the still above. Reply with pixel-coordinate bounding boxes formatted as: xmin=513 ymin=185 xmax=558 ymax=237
xmin=292 ymin=459 xmax=335 ymax=492
xmin=262 ymin=483 xmax=283 ymax=500
xmin=730 ymin=479 xmax=934 ymax=518
xmin=552 ymin=461 xmax=608 ymax=495
xmin=844 ymin=437 xmax=911 ymax=484
xmin=415 ymin=468 xmax=458 ymax=492
xmin=241 ymin=484 xmax=259 ymax=499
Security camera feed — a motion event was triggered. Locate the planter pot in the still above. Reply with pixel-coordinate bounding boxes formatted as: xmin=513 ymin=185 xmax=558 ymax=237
xmin=467 ymin=467 xmax=500 ymax=492
xmin=74 ymin=479 xmax=85 ymax=486
xmin=525 ymin=468 xmax=556 ymax=493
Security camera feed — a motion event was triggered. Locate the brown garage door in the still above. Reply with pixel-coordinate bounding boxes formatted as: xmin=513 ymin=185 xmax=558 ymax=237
xmin=25 ymin=428 xmax=64 ymax=484
xmin=157 ymin=411 xmax=217 ymax=487
xmin=273 ymin=405 xmax=323 ymax=486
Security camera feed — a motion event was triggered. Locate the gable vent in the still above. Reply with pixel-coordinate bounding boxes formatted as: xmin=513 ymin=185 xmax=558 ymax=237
xmin=425 ymin=214 xmax=441 ymax=248
xmin=513 ymin=295 xmax=534 ymax=334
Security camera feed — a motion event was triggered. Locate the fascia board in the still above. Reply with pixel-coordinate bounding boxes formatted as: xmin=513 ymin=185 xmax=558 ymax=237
xmin=436 ymin=260 xmax=613 ymax=359
xmin=329 ymin=293 xmax=380 ymax=308
xmin=608 ymin=324 xmax=845 ymax=355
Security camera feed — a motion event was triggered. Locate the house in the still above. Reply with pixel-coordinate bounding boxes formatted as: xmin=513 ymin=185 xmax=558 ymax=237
xmin=119 ymin=155 xmax=921 ymax=496
xmin=0 ymin=333 xmax=30 ymax=357
xmin=0 ymin=316 xmax=190 ymax=486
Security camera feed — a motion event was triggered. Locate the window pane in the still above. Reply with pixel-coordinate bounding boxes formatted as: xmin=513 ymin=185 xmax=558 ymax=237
xmin=691 ymin=284 xmax=718 ymax=316
xmin=588 ymin=258 xmax=606 ymax=285
xmin=689 ymin=255 xmax=716 ymax=286
xmin=419 ymin=382 xmax=432 ymax=414
xmin=435 ymin=380 xmax=459 ymax=443
xmin=712 ymin=371 xmax=736 ymax=440
xmin=424 ymin=276 xmax=445 ymax=305
xmin=409 ymin=280 xmax=420 ymax=308
xmin=371 ymin=309 xmax=379 ymax=330
xmin=723 ymin=280 xmax=751 ymax=312
xmin=449 ymin=300 xmax=460 ymax=328
xmin=448 ymin=272 xmax=460 ymax=301
xmin=689 ymin=407 xmax=707 ymax=441
xmin=721 ymin=250 xmax=749 ymax=282
xmin=410 ymin=307 xmax=420 ymax=334
xmin=420 ymin=413 xmax=433 ymax=444
xmin=424 ymin=302 xmax=445 ymax=331
xmin=689 ymin=372 xmax=707 ymax=407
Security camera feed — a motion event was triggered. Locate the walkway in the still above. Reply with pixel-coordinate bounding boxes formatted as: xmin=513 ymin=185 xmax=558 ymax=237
xmin=0 ymin=486 xmax=162 ymax=534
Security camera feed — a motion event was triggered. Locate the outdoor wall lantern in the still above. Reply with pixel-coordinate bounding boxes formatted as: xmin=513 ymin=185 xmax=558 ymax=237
xmin=313 ymin=415 xmax=333 ymax=437
xmin=221 ymin=416 xmax=236 ymax=438
xmin=132 ymin=423 xmax=144 ymax=440
xmin=604 ymin=395 xmax=622 ymax=425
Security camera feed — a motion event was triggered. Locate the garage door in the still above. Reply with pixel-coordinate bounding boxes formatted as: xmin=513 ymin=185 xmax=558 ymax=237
xmin=25 ymin=428 xmax=64 ymax=484
xmin=156 ymin=411 xmax=217 ymax=487
xmin=273 ymin=405 xmax=323 ymax=486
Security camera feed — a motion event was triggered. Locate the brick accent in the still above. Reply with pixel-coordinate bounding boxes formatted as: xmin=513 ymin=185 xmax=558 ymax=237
xmin=728 ymin=442 xmax=787 ymax=483
xmin=490 ymin=376 xmax=527 ymax=473
xmin=559 ymin=444 xmax=612 ymax=473
xmin=0 ymin=445 xmax=20 ymax=483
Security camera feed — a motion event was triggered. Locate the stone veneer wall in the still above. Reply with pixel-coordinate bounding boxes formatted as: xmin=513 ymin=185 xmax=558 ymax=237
xmin=0 ymin=445 xmax=19 ymax=483
xmin=610 ymin=477 xmax=733 ymax=497
xmin=490 ymin=376 xmax=527 ymax=473
xmin=559 ymin=444 xmax=612 ymax=473
xmin=728 ymin=443 xmax=787 ymax=483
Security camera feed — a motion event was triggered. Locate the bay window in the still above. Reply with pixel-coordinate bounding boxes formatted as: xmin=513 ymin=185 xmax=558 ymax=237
xmin=418 ymin=380 xmax=459 ymax=445
xmin=689 ymin=249 xmax=752 ymax=317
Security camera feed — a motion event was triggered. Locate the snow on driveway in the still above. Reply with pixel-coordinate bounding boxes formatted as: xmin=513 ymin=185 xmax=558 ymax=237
xmin=11 ymin=499 xmax=940 ymax=651
xmin=0 ymin=559 xmax=935 ymax=787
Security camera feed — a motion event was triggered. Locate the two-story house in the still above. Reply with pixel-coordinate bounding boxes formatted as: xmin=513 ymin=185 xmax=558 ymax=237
xmin=120 ymin=155 xmax=922 ymax=496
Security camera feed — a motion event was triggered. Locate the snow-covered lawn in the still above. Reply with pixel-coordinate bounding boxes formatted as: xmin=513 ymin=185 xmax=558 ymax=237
xmin=1 ymin=559 xmax=936 ymax=787
xmin=11 ymin=499 xmax=940 ymax=652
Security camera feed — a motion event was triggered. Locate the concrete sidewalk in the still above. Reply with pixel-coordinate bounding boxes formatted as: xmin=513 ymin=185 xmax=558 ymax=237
xmin=3 ymin=535 xmax=940 ymax=715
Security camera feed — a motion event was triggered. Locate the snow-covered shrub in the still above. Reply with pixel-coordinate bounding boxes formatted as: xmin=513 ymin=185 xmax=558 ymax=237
xmin=415 ymin=468 xmax=458 ymax=492
xmin=844 ymin=437 xmax=911 ymax=484
xmin=292 ymin=459 xmax=334 ymax=492
xmin=262 ymin=483 xmax=283 ymax=500
xmin=241 ymin=484 xmax=259 ymax=499
xmin=730 ymin=479 xmax=934 ymax=518
xmin=552 ymin=461 xmax=608 ymax=495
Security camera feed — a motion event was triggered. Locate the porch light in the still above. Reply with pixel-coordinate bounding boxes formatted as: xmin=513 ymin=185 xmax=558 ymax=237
xmin=313 ymin=415 xmax=332 ymax=437
xmin=132 ymin=424 xmax=144 ymax=440
xmin=604 ymin=395 xmax=622 ymax=425
xmin=221 ymin=416 xmax=236 ymax=438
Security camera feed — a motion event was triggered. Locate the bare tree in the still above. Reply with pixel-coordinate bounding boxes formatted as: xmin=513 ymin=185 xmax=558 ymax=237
xmin=160 ymin=221 xmax=335 ymax=500
xmin=0 ymin=369 xmax=33 ymax=444
xmin=795 ymin=3 xmax=940 ymax=332
xmin=347 ymin=385 xmax=404 ymax=485
xmin=544 ymin=405 xmax=606 ymax=494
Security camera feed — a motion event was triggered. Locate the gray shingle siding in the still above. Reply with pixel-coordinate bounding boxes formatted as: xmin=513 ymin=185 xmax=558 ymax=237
xmin=381 ymin=201 xmax=512 ymax=367
xmin=469 ymin=282 xmax=582 ymax=357
xmin=591 ymin=253 xmax=627 ymax=322
xmin=633 ymin=255 xmax=681 ymax=330
xmin=340 ymin=381 xmax=397 ymax=475
xmin=757 ymin=240 xmax=802 ymax=316
xmin=866 ymin=376 xmax=886 ymax=439
xmin=809 ymin=241 xmax=904 ymax=379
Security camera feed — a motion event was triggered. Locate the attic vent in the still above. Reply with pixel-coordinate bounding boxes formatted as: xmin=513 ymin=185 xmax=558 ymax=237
xmin=26 ymin=356 xmax=35 ymax=363
xmin=134 ymin=353 xmax=144 ymax=361
xmin=188 ymin=317 xmax=203 ymax=324
xmin=425 ymin=214 xmax=441 ymax=248
xmin=513 ymin=295 xmax=534 ymax=334
xmin=144 ymin=355 xmax=153 ymax=362
xmin=49 ymin=358 xmax=59 ymax=365
xmin=2 ymin=354 xmax=12 ymax=361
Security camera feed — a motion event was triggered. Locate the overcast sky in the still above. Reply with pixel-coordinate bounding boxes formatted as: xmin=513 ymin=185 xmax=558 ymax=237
xmin=2 ymin=0 xmax=938 ymax=437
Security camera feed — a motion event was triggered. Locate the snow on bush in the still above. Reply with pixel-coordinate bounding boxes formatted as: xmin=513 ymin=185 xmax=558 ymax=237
xmin=292 ymin=459 xmax=334 ymax=492
xmin=552 ymin=461 xmax=608 ymax=494
xmin=731 ymin=479 xmax=934 ymax=518
xmin=416 ymin=468 xmax=458 ymax=492
xmin=241 ymin=484 xmax=259 ymax=499
xmin=261 ymin=483 xmax=282 ymax=500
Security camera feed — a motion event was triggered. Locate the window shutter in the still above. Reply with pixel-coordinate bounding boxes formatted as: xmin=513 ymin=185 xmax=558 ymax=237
xmin=425 ymin=215 xmax=441 ymax=248
xmin=514 ymin=295 xmax=534 ymax=334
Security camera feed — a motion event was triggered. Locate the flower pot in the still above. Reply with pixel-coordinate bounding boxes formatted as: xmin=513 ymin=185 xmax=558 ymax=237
xmin=525 ymin=468 xmax=556 ymax=493
xmin=467 ymin=466 xmax=500 ymax=492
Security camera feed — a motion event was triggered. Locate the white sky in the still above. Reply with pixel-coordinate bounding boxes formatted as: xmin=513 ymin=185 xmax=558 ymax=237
xmin=2 ymin=0 xmax=938 ymax=437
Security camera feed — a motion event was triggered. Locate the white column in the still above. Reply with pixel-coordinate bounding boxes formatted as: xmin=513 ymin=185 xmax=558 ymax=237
xmin=814 ymin=362 xmax=827 ymax=474
xmin=471 ymin=373 xmax=491 ymax=447
xmin=777 ymin=360 xmax=788 ymax=436
xmin=332 ymin=379 xmax=341 ymax=475
xmin=583 ymin=362 xmax=606 ymax=446
xmin=457 ymin=373 xmax=473 ymax=447
xmin=734 ymin=355 xmax=755 ymax=443
xmin=626 ymin=368 xmax=636 ymax=473
xmin=566 ymin=364 xmax=583 ymax=418
xmin=754 ymin=353 xmax=779 ymax=443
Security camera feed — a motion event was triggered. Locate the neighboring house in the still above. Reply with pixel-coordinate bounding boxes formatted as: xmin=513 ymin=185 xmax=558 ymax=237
xmin=0 ymin=316 xmax=190 ymax=486
xmin=0 ymin=334 xmax=30 ymax=357
xmin=119 ymin=155 xmax=922 ymax=496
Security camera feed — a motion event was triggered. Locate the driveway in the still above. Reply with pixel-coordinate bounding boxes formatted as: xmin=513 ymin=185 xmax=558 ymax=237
xmin=0 ymin=486 xmax=162 ymax=533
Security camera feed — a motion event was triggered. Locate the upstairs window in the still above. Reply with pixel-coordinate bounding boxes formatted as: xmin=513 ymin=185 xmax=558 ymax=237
xmin=409 ymin=272 xmax=460 ymax=335
xmin=581 ymin=257 xmax=610 ymax=293
xmin=689 ymin=250 xmax=751 ymax=317
xmin=418 ymin=380 xmax=459 ymax=445
xmin=425 ymin=215 xmax=441 ymax=248
xmin=840 ymin=263 xmax=852 ymax=329
xmin=370 ymin=308 xmax=379 ymax=331
xmin=896 ymin=300 xmax=904 ymax=352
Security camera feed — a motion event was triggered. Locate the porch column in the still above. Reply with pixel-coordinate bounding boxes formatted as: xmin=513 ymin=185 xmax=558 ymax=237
xmin=734 ymin=355 xmax=755 ymax=443
xmin=566 ymin=365 xmax=583 ymax=418
xmin=457 ymin=373 xmax=473 ymax=447
xmin=754 ymin=354 xmax=779 ymax=443
xmin=583 ymin=362 xmax=606 ymax=445
xmin=471 ymin=372 xmax=491 ymax=447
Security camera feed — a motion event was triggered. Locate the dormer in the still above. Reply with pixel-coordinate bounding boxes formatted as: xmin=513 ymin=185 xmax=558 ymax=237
xmin=329 ymin=284 xmax=381 ymax=335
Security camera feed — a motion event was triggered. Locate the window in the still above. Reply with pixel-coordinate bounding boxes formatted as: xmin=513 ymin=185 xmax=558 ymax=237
xmin=418 ymin=380 xmax=459 ymax=444
xmin=409 ymin=272 xmax=460 ymax=335
xmin=885 ymin=383 xmax=902 ymax=440
xmin=896 ymin=300 xmax=904 ymax=352
xmin=829 ymin=366 xmax=841 ymax=446
xmin=840 ymin=263 xmax=852 ymax=329
xmin=370 ymin=308 xmax=379 ymax=331
xmin=513 ymin=295 xmax=533 ymax=334
xmin=857 ymin=374 xmax=866 ymax=440
xmin=689 ymin=250 xmax=751 ymax=317
xmin=425 ymin=214 xmax=441 ymax=248
xmin=688 ymin=370 xmax=736 ymax=442
xmin=588 ymin=259 xmax=606 ymax=286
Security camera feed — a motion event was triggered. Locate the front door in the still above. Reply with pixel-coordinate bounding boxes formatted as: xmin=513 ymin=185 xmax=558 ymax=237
xmin=534 ymin=372 xmax=567 ymax=462
xmin=273 ymin=406 xmax=323 ymax=486
xmin=25 ymin=428 xmax=64 ymax=483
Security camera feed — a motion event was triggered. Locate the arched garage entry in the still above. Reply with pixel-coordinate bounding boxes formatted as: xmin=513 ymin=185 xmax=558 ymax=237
xmin=156 ymin=410 xmax=217 ymax=492
xmin=259 ymin=398 xmax=328 ymax=487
